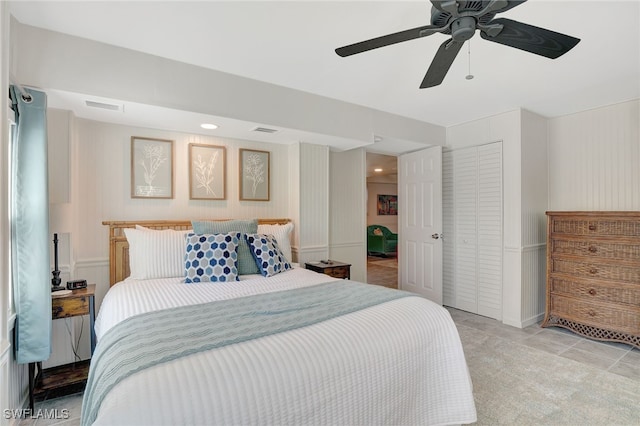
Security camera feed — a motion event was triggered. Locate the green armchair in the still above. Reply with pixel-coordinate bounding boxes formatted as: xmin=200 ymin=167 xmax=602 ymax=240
xmin=367 ymin=225 xmax=398 ymax=256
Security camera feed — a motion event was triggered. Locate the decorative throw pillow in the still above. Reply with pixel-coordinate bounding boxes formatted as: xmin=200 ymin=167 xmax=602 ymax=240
xmin=191 ymin=219 xmax=259 ymax=275
xmin=124 ymin=228 xmax=189 ymax=279
xmin=373 ymin=228 xmax=383 ymax=236
xmin=184 ymin=233 xmax=240 ymax=283
xmin=245 ymin=234 xmax=292 ymax=277
xmin=257 ymin=222 xmax=294 ymax=262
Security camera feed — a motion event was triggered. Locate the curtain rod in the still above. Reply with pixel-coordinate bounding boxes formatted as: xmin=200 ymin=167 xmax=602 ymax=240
xmin=9 ymin=76 xmax=33 ymax=103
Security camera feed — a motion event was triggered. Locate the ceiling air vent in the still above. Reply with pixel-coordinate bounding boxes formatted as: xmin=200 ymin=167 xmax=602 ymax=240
xmin=252 ymin=126 xmax=278 ymax=134
xmin=85 ymin=100 xmax=121 ymax=111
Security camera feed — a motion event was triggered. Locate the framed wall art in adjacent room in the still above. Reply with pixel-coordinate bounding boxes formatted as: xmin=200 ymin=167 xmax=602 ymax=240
xmin=189 ymin=144 xmax=226 ymax=200
xmin=377 ymin=194 xmax=398 ymax=215
xmin=131 ymin=136 xmax=174 ymax=199
xmin=239 ymin=148 xmax=270 ymax=201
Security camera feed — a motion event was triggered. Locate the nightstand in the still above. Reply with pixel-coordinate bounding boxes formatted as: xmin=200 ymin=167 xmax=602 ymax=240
xmin=305 ymin=261 xmax=351 ymax=279
xmin=29 ymin=284 xmax=96 ymax=410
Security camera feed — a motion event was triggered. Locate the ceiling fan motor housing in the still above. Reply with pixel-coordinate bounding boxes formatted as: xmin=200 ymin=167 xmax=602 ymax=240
xmin=451 ymin=16 xmax=477 ymax=42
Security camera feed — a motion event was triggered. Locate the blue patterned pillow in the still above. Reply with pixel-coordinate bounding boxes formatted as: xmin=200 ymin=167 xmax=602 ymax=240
xmin=191 ymin=219 xmax=259 ymax=275
xmin=184 ymin=233 xmax=240 ymax=283
xmin=245 ymin=234 xmax=292 ymax=277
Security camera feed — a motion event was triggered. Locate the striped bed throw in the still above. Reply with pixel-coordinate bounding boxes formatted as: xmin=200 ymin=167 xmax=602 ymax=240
xmin=81 ymin=280 xmax=414 ymax=426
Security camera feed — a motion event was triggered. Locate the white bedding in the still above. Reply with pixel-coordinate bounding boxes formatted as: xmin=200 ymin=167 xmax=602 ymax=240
xmin=90 ymin=267 xmax=476 ymax=425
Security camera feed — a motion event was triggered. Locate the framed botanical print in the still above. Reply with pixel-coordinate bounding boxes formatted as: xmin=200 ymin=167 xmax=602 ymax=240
xmin=189 ymin=144 xmax=226 ymax=200
xmin=131 ymin=136 xmax=174 ymax=199
xmin=239 ymin=148 xmax=270 ymax=201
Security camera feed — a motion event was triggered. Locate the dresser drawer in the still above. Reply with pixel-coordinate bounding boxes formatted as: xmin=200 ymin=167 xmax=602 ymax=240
xmin=551 ymin=259 xmax=640 ymax=284
xmin=550 ymin=278 xmax=640 ymax=306
xmin=550 ymin=294 xmax=640 ymax=334
xmin=550 ymin=238 xmax=640 ymax=261
xmin=550 ymin=217 xmax=640 ymax=238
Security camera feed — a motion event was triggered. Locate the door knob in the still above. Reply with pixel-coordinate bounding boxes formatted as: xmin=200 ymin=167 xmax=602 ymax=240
xmin=432 ymin=233 xmax=443 ymax=240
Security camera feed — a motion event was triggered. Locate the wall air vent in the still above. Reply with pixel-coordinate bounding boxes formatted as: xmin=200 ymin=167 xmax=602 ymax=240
xmin=252 ymin=126 xmax=278 ymax=134
xmin=85 ymin=100 xmax=121 ymax=111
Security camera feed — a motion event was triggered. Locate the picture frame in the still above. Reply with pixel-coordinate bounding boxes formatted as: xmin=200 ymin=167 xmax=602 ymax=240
xmin=239 ymin=148 xmax=270 ymax=201
xmin=131 ymin=136 xmax=174 ymax=199
xmin=189 ymin=144 xmax=226 ymax=200
xmin=377 ymin=194 xmax=398 ymax=215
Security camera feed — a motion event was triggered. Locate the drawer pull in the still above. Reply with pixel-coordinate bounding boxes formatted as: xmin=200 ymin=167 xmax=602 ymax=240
xmin=588 ymin=246 xmax=598 ymax=253
xmin=588 ymin=310 xmax=596 ymax=317
xmin=589 ymin=268 xmax=598 ymax=274
xmin=588 ymin=224 xmax=597 ymax=231
xmin=588 ymin=289 xmax=596 ymax=296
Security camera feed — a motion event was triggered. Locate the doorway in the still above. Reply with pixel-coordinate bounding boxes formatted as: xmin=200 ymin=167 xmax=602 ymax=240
xmin=366 ymin=152 xmax=398 ymax=288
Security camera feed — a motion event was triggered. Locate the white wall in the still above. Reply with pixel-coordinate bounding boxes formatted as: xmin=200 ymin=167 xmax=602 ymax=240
xmin=447 ymin=109 xmax=523 ymax=326
xmin=330 ymin=148 xmax=367 ymax=282
xmin=38 ymin=113 xmax=294 ymax=367
xmin=520 ymin=110 xmax=549 ymax=326
xmin=72 ymin=115 xmax=292 ymax=291
xmin=14 ymin=22 xmax=444 ymax=150
xmin=446 ymin=109 xmax=550 ymax=327
xmin=548 ymin=99 xmax=640 ymax=211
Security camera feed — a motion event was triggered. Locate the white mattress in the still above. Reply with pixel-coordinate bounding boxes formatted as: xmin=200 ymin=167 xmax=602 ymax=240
xmin=90 ymin=267 xmax=476 ymax=425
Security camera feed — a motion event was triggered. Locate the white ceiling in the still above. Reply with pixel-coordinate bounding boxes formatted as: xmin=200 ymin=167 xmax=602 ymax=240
xmin=7 ymin=1 xmax=640 ymax=155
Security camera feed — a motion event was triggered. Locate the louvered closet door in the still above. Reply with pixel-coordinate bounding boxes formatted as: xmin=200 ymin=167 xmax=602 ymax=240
xmin=453 ymin=148 xmax=479 ymax=314
xmin=442 ymin=151 xmax=455 ymax=307
xmin=476 ymin=144 xmax=502 ymax=319
xmin=442 ymin=143 xmax=502 ymax=320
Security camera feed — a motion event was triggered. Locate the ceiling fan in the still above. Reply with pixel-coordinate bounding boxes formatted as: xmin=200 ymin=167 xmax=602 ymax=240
xmin=335 ymin=0 xmax=580 ymax=88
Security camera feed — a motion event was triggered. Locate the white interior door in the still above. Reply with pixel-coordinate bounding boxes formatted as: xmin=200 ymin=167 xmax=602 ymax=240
xmin=399 ymin=146 xmax=442 ymax=304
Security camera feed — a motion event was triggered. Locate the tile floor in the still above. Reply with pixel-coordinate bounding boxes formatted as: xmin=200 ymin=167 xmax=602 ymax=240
xmin=448 ymin=307 xmax=640 ymax=382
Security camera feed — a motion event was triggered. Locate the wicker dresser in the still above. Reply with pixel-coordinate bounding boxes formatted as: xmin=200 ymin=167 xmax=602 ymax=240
xmin=542 ymin=211 xmax=640 ymax=348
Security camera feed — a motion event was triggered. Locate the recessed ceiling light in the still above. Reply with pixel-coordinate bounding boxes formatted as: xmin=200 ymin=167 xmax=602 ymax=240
xmin=200 ymin=123 xmax=218 ymax=130
xmin=374 ymin=168 xmax=383 ymax=172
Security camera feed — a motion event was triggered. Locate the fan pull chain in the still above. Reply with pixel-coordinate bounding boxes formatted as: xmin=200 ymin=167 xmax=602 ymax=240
xmin=465 ymin=40 xmax=474 ymax=80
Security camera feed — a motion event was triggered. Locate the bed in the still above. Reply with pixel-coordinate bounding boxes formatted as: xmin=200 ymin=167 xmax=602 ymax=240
xmin=81 ymin=219 xmax=476 ymax=426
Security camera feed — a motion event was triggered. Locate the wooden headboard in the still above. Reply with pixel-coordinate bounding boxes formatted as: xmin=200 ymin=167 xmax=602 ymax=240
xmin=102 ymin=219 xmax=291 ymax=286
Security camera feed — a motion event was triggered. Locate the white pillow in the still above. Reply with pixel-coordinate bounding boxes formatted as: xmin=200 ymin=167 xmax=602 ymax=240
xmin=124 ymin=228 xmax=190 ymax=279
xmin=257 ymin=222 xmax=293 ymax=262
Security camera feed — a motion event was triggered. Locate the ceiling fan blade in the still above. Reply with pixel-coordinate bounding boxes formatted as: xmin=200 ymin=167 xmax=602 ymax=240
xmin=431 ymin=0 xmax=459 ymax=17
xmin=489 ymin=0 xmax=527 ymax=14
xmin=420 ymin=39 xmax=464 ymax=88
xmin=480 ymin=18 xmax=580 ymax=59
xmin=335 ymin=25 xmax=446 ymax=57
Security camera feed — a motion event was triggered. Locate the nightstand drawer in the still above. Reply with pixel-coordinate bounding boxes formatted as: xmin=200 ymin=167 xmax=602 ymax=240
xmin=52 ymin=295 xmax=90 ymax=319
xmin=305 ymin=261 xmax=351 ymax=280
xmin=324 ymin=266 xmax=350 ymax=279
